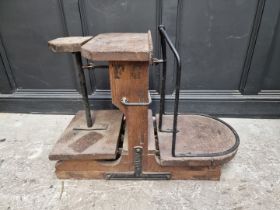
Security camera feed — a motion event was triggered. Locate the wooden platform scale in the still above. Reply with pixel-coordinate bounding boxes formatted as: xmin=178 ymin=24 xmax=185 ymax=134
xmin=48 ymin=30 xmax=239 ymax=180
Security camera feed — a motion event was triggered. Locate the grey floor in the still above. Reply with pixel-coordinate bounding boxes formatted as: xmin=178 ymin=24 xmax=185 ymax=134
xmin=0 ymin=113 xmax=279 ymax=210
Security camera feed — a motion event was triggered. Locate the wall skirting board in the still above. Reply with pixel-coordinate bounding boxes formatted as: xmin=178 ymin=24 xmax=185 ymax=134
xmin=1 ymin=90 xmax=280 ymax=117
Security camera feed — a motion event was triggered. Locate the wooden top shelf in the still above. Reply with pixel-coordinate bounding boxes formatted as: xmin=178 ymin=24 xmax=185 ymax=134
xmin=48 ymin=36 xmax=93 ymax=53
xmin=81 ymin=32 xmax=153 ymax=61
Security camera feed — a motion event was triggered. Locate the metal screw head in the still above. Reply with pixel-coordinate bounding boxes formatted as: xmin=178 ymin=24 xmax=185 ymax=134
xmin=134 ymin=146 xmax=142 ymax=152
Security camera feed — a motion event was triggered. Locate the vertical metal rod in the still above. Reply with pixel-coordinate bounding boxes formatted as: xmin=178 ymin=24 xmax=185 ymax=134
xmin=171 ymin=49 xmax=181 ymax=157
xmin=158 ymin=25 xmax=167 ymax=131
xmin=158 ymin=25 xmax=182 ymax=157
xmin=73 ymin=52 xmax=93 ymax=127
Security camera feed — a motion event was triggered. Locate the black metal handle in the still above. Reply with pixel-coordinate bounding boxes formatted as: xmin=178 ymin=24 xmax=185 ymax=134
xmin=158 ymin=25 xmax=182 ymax=157
xmin=121 ymin=92 xmax=152 ymax=106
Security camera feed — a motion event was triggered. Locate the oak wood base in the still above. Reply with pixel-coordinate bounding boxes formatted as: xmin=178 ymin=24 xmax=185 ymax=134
xmin=54 ymin=155 xmax=221 ymax=180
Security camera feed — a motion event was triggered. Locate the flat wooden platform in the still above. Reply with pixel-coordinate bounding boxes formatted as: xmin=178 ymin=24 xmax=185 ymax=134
xmin=156 ymin=114 xmax=239 ymax=167
xmin=48 ymin=36 xmax=93 ymax=53
xmin=51 ymin=112 xmax=223 ymax=180
xmin=49 ymin=110 xmax=123 ymax=160
xmin=81 ymin=32 xmax=153 ymax=61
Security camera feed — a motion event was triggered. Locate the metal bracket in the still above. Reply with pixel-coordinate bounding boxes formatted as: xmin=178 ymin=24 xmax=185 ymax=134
xmin=152 ymin=58 xmax=166 ymax=65
xmin=105 ymin=146 xmax=171 ymax=180
xmin=73 ymin=123 xmax=108 ymax=131
xmin=121 ymin=92 xmax=152 ymax=106
xmin=159 ymin=128 xmax=179 ymax=133
xmin=82 ymin=63 xmax=94 ymax=69
xmin=82 ymin=62 xmax=109 ymax=70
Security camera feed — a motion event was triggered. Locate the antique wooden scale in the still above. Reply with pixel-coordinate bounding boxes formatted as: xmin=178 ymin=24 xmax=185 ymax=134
xmin=48 ymin=26 xmax=239 ymax=180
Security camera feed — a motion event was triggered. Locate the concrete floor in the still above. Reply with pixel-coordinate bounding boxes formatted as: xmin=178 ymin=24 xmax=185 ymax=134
xmin=0 ymin=113 xmax=279 ymax=210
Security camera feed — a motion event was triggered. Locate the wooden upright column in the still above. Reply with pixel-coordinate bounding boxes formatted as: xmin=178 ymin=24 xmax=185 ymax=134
xmin=81 ymin=32 xmax=153 ymax=170
xmin=109 ymin=61 xmax=149 ymax=169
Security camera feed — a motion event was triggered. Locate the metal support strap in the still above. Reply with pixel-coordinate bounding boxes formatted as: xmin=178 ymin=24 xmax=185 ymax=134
xmin=73 ymin=123 xmax=108 ymax=131
xmin=105 ymin=147 xmax=171 ymax=180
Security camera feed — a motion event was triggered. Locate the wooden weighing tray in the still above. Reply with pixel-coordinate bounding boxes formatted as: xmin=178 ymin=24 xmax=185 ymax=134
xmin=156 ymin=114 xmax=239 ymax=167
xmin=49 ymin=110 xmax=123 ymax=161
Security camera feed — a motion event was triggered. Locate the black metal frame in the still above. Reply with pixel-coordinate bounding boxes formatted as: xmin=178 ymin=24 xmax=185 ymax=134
xmin=157 ymin=25 xmax=240 ymax=157
xmin=73 ymin=52 xmax=109 ymax=128
xmin=174 ymin=114 xmax=240 ymax=157
xmin=73 ymin=52 xmax=93 ymax=127
xmin=158 ymin=25 xmax=181 ymax=157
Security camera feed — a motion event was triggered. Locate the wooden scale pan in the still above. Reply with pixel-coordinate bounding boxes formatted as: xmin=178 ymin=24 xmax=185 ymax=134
xmin=48 ymin=25 xmax=239 ymax=180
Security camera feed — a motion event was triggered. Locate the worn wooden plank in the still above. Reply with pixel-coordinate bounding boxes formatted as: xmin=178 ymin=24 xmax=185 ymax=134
xmin=48 ymin=36 xmax=92 ymax=53
xmin=156 ymin=114 xmax=238 ymax=167
xmin=49 ymin=110 xmax=123 ymax=160
xmin=81 ymin=32 xmax=153 ymax=61
xmin=55 ymin=155 xmax=221 ymax=180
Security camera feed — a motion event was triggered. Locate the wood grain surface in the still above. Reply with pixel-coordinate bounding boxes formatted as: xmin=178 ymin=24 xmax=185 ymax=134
xmin=122 ymin=109 xmax=156 ymax=155
xmin=156 ymin=114 xmax=238 ymax=167
xmin=55 ymin=155 xmax=221 ymax=180
xmin=108 ymin=61 xmax=149 ymax=170
xmin=49 ymin=110 xmax=123 ymax=160
xmin=48 ymin=36 xmax=92 ymax=53
xmin=81 ymin=32 xmax=153 ymax=61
